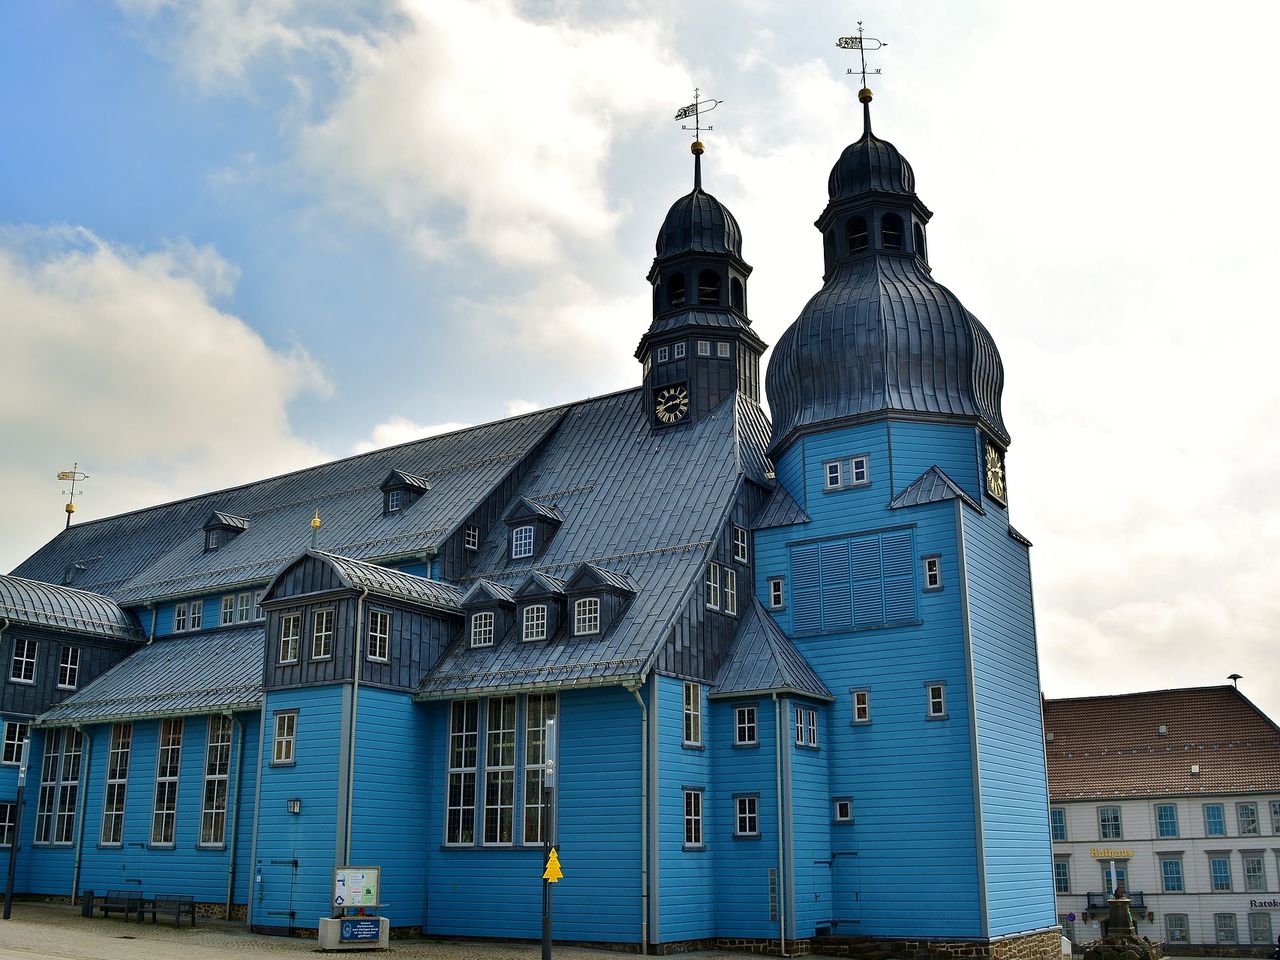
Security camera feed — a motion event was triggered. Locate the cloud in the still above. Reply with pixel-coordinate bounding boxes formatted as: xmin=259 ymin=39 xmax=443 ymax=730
xmin=0 ymin=225 xmax=329 ymax=571
xmin=351 ymin=415 xmax=473 ymax=453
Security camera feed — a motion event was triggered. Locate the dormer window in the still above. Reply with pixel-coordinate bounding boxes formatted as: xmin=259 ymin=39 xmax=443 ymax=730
xmin=848 ymin=215 xmax=869 ymax=253
xmin=387 ymin=490 xmax=402 ymax=513
xmin=206 ymin=530 xmax=221 ymax=551
xmin=511 ymin=525 xmax=534 ymax=560
xmin=882 ymin=213 xmax=903 ymax=250
xmin=697 ymin=270 xmax=721 ymax=305
xmin=522 ymin=604 xmax=548 ymax=642
xmin=668 ymin=273 xmax=686 ymax=307
xmin=202 ymin=512 xmax=248 ymax=553
xmin=380 ymin=470 xmax=431 ymax=517
xmin=471 ymin=612 xmax=495 ymax=648
xmin=503 ymin=497 xmax=562 ymax=562
xmin=573 ymin=598 xmax=600 ymax=636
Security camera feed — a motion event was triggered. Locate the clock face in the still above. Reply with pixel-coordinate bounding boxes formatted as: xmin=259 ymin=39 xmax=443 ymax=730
xmin=654 ymin=384 xmax=690 ymax=424
xmin=985 ymin=441 xmax=1007 ymax=501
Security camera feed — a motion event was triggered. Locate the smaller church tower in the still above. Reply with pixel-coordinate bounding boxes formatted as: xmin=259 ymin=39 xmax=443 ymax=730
xmin=636 ymin=127 xmax=766 ymax=429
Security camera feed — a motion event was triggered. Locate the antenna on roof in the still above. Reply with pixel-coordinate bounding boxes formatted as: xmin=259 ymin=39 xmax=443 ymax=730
xmin=674 ymin=88 xmax=722 ymax=190
xmin=837 ymin=22 xmax=886 ymax=107
xmin=56 ymin=463 xmax=90 ymax=530
xmin=1228 ymin=673 xmax=1242 ymax=688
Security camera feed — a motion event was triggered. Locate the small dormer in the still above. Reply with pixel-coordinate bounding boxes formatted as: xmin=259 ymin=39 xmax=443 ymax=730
xmin=380 ymin=470 xmax=431 ymax=516
xmin=504 ymin=497 xmax=564 ymax=562
xmin=514 ymin=571 xmax=567 ymax=642
xmin=460 ymin=578 xmax=516 ymax=649
xmin=202 ymin=512 xmax=249 ymax=553
xmin=563 ymin=562 xmax=637 ymax=639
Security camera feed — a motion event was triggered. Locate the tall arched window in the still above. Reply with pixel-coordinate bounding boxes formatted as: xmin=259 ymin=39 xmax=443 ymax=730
xmin=730 ymin=277 xmax=744 ymax=311
xmin=913 ymin=223 xmax=927 ymax=260
xmin=848 ymin=216 xmax=869 ymax=253
xmin=882 ymin=213 xmax=903 ymax=251
xmin=698 ymin=270 xmax=721 ymax=306
xmin=668 ymin=273 xmax=687 ymax=308
xmin=653 ymin=279 xmax=661 ymax=314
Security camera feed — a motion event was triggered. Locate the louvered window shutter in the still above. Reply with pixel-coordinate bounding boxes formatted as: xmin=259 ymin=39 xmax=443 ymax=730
xmin=791 ymin=545 xmax=821 ymax=634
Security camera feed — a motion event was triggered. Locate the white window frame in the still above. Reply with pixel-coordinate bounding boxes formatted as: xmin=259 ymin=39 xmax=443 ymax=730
xmin=278 ymin=613 xmax=301 ymax=664
xmin=1098 ymin=805 xmax=1122 ymax=840
xmin=35 ymin=729 xmax=83 ymax=846
xmin=1054 ymin=858 xmax=1071 ymax=893
xmin=2 ymin=721 xmax=28 ymax=765
xmin=734 ymin=794 xmax=759 ymax=837
xmin=805 ymin=708 xmax=818 ymax=747
xmin=683 ymin=788 xmax=704 ymax=848
xmin=0 ymin=802 xmax=14 ymax=848
xmin=705 ymin=562 xmax=721 ymax=610
xmin=852 ymin=689 xmax=871 ymax=724
xmin=733 ymin=526 xmax=749 ymax=563
xmin=237 ymin=592 xmax=252 ymax=623
xmin=734 ymin=705 xmax=757 ymax=746
xmin=464 ymin=525 xmax=479 ymax=550
xmin=696 ymin=340 xmax=710 ymax=357
xmin=723 ymin=568 xmax=738 ymax=617
xmin=200 ymin=715 xmax=233 ymax=846
xmin=716 ymin=341 xmax=731 ymax=359
xmin=483 ymin=696 xmax=517 ymax=845
xmin=367 ymin=610 xmax=390 ymax=661
xmin=522 ymin=604 xmax=547 ymax=642
xmin=824 ymin=455 xmax=870 ymax=491
xmin=254 ymin=590 xmax=264 ymax=621
xmin=523 ymin=693 xmax=557 ymax=845
xmin=923 ymin=555 xmax=942 ymax=591
xmin=925 ymin=682 xmax=947 ymax=719
xmin=471 ymin=611 xmax=495 ymax=648
xmin=511 ymin=524 xmax=535 ymax=560
xmin=100 ymin=722 xmax=131 ymax=846
xmin=151 ymin=718 xmax=182 ymax=845
xmin=56 ymin=646 xmax=80 ymax=691
xmin=272 ymin=711 xmax=297 ymax=765
xmin=833 ymin=797 xmax=853 ymax=823
xmin=9 ymin=638 xmax=36 ymax=684
xmin=220 ymin=595 xmax=235 ymax=626
xmin=1272 ymin=799 xmax=1280 ymax=834
xmin=656 ymin=345 xmax=669 ymax=363
xmin=768 ymin=577 xmax=785 ymax=609
xmin=683 ymin=681 xmax=702 ymax=746
xmin=673 ymin=341 xmax=686 ymax=359
xmin=189 ymin=599 xmax=203 ymax=630
xmin=446 ymin=701 xmax=479 ymax=845
xmin=387 ymin=489 xmax=402 ymax=512
xmin=1050 ymin=807 xmax=1067 ymax=841
xmin=311 ymin=608 xmax=334 ymax=659
xmin=1205 ymin=802 xmax=1226 ymax=836
xmin=573 ymin=597 xmax=600 ymax=636
xmin=174 ymin=602 xmax=188 ymax=633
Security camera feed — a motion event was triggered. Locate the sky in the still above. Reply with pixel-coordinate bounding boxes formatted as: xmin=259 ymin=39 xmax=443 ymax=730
xmin=2 ymin=1 xmax=1278 ymax=719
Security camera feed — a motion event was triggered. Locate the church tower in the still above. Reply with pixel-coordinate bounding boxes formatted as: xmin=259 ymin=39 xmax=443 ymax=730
xmin=636 ymin=137 xmax=766 ymax=429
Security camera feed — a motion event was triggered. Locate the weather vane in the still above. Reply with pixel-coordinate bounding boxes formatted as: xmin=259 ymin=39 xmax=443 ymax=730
xmin=673 ymin=88 xmax=722 ymax=144
xmin=836 ymin=22 xmax=887 ymax=93
xmin=56 ymin=462 xmax=90 ymax=530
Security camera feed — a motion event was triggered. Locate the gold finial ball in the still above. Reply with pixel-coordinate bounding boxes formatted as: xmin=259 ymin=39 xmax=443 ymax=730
xmin=65 ymin=502 xmax=76 ymax=514
xmin=311 ymin=511 xmax=322 ymax=529
xmin=691 ymin=141 xmax=705 ymax=156
xmin=858 ymin=87 xmax=874 ymax=104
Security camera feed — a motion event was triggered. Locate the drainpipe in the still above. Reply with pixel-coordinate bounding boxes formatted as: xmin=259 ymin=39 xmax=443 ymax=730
xmin=246 ymin=700 xmax=268 ymax=928
xmin=147 ymin=605 xmax=157 ymax=644
xmin=772 ymin=694 xmax=788 ymax=957
xmin=0 ymin=619 xmax=9 ymax=647
xmin=628 ymin=683 xmax=649 ymax=955
xmin=343 ymin=587 xmax=369 ymax=865
xmin=69 ymin=725 xmax=92 ymax=901
xmin=224 ymin=713 xmax=245 ymax=919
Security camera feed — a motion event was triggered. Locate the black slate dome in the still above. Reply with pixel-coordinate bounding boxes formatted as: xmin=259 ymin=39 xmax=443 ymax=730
xmin=655 ymin=187 xmax=743 ymax=259
xmin=827 ymin=128 xmax=916 ymax=201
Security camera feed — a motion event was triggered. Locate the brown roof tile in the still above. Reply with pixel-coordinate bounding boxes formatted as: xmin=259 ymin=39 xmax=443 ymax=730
xmin=1044 ymin=686 xmax=1280 ymax=801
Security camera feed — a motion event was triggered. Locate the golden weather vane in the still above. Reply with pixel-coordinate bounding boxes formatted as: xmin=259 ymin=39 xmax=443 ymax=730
xmin=836 ymin=22 xmax=887 ymax=101
xmin=56 ymin=463 xmax=90 ymax=530
xmin=674 ymin=87 xmax=722 ymax=145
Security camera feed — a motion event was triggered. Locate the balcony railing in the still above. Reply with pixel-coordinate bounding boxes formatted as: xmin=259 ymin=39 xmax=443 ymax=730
xmin=1086 ymin=891 xmax=1146 ymax=910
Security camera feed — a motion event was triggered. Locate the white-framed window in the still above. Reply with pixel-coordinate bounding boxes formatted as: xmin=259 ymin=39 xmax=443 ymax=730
xmin=57 ymin=646 xmax=80 ymax=690
xmin=723 ymin=568 xmax=738 ymax=616
xmin=735 ymin=795 xmax=759 ymax=836
xmin=200 ymin=715 xmax=233 ymax=846
xmin=272 ymin=711 xmax=296 ymax=765
xmin=34 ymin=730 xmax=83 ymax=844
xmin=254 ymin=590 xmax=264 ymax=621
xmin=511 ymin=524 xmax=535 ymax=559
xmin=523 ymin=693 xmax=557 ymax=844
xmin=0 ymin=802 xmax=14 ymax=848
xmin=716 ymin=341 xmax=731 ymax=359
xmin=923 ymin=555 xmax=942 ymax=591
xmin=190 ymin=599 xmax=203 ymax=629
xmin=387 ymin=489 xmax=402 ymax=512
xmin=237 ymin=592 xmax=252 ymax=623
xmin=705 ymin=562 xmax=721 ymax=609
xmin=471 ymin=612 xmax=495 ymax=648
xmin=734 ymin=705 xmax=757 ymax=746
xmin=573 ymin=597 xmax=600 ymax=636
xmin=1216 ymin=913 xmax=1238 ymax=944
xmin=852 ymin=689 xmax=871 ymax=724
xmin=100 ymin=722 xmax=131 ymax=845
xmin=2 ymin=721 xmax=28 ymax=765
xmin=1156 ymin=802 xmax=1179 ymax=838
xmin=10 ymin=638 xmax=37 ymax=684
xmin=522 ymin=604 xmax=547 ymax=642
xmin=151 ymin=718 xmax=182 ymax=844
xmin=768 ymin=577 xmax=785 ymax=609
xmin=1250 ymin=912 xmax=1274 ymax=945
xmin=483 ymin=696 xmax=517 ymax=845
xmin=925 ymin=682 xmax=947 ymax=719
xmin=696 ymin=340 xmax=710 ymax=357
xmin=1210 ymin=855 xmax=1232 ymax=891
xmin=674 ymin=341 xmax=686 ymax=359
xmin=174 ymin=602 xmax=188 ymax=633
xmin=1165 ymin=914 xmax=1189 ymax=944
xmin=464 ymin=525 xmax=480 ymax=550
xmin=367 ymin=610 xmax=390 ymax=661
xmin=1238 ymin=801 xmax=1260 ymax=835
xmin=656 ymin=345 xmax=669 ymax=363
xmin=278 ymin=613 xmax=301 ymax=664
xmin=1244 ymin=853 xmax=1267 ymax=892
xmin=796 ymin=706 xmax=818 ymax=747
xmin=446 ymin=700 xmax=479 ymax=845
xmin=206 ymin=529 xmax=221 ymax=551
xmin=833 ymin=797 xmax=853 ymax=823
xmin=824 ymin=455 xmax=870 ymax=490
xmin=220 ymin=595 xmax=235 ymax=626
xmin=683 ymin=788 xmax=703 ymax=847
xmin=1098 ymin=805 xmax=1122 ymax=840
xmin=312 ymin=608 xmax=334 ymax=659
xmin=733 ymin=525 xmax=749 ymax=563
xmin=683 ymin=681 xmax=702 ymax=746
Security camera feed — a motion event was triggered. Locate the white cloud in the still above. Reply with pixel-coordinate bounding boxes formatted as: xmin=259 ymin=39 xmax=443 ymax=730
xmin=0 ymin=225 xmax=329 ymax=571
xmin=351 ymin=415 xmax=473 ymax=453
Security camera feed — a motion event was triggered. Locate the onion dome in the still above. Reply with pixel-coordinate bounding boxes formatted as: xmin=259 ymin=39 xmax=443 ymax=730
xmin=827 ymin=124 xmax=916 ymax=201
xmin=654 ymin=144 xmax=743 ymax=259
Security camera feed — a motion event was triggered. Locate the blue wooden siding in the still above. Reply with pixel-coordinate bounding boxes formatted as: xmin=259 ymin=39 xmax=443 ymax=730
xmin=888 ymin=421 xmax=981 ymax=502
xmin=790 ymin=530 xmax=916 ymax=635
xmin=961 ymin=504 xmax=1056 ymax=935
xmin=787 ymin=700 xmax=832 ymax=939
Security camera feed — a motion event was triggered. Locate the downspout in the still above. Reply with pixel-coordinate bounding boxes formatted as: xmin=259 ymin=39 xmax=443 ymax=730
xmin=0 ymin=619 xmax=9 ymax=646
xmin=224 ymin=713 xmax=245 ymax=919
xmin=246 ymin=699 xmax=269 ymax=928
xmin=343 ymin=587 xmax=370 ymax=865
xmin=69 ymin=725 xmax=92 ymax=901
xmin=772 ymin=693 xmax=788 ymax=957
xmin=628 ymin=683 xmax=649 ymax=955
xmin=147 ymin=605 xmax=157 ymax=644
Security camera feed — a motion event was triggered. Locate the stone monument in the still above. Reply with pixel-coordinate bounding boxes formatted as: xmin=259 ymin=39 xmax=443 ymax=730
xmin=1081 ymin=884 xmax=1164 ymax=960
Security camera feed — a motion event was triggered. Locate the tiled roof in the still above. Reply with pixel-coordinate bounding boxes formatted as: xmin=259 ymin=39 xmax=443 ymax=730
xmin=711 ymin=599 xmax=833 ymax=701
xmin=0 ymin=575 xmax=143 ymax=641
xmin=37 ymin=626 xmax=264 ymax=726
xmin=888 ymin=465 xmax=981 ymax=512
xmin=1044 ymin=686 xmax=1280 ymax=800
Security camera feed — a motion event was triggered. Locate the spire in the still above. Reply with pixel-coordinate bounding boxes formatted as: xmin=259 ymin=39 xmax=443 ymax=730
xmin=692 ymin=140 xmax=704 ymax=191
xmin=837 ymin=22 xmax=885 ymax=138
xmin=860 ymin=87 xmax=873 ymax=136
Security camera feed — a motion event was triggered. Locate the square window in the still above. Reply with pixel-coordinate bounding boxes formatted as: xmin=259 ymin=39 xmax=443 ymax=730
xmin=1050 ymin=808 xmax=1067 ymax=841
xmin=734 ymin=705 xmax=757 ymax=746
xmin=1205 ymin=803 xmax=1226 ymax=836
xmin=673 ymin=342 xmax=686 ymax=359
xmin=1238 ymin=801 xmax=1260 ymax=835
xmin=696 ymin=340 xmax=710 ymax=357
xmin=272 ymin=712 xmax=297 ymax=765
xmin=716 ymin=341 xmax=731 ymax=359
xmin=57 ymin=647 xmax=79 ymax=690
xmin=733 ymin=526 xmax=749 ymax=563
xmin=278 ymin=614 xmax=301 ymax=664
xmin=522 ymin=604 xmax=548 ymax=642
xmin=852 ymin=689 xmax=871 ymax=724
xmin=1161 ymin=857 xmax=1184 ymax=892
xmin=311 ymin=608 xmax=334 ymax=659
xmin=573 ymin=598 xmax=600 ymax=636
xmin=2 ymin=722 xmax=29 ymax=765
xmin=1210 ymin=855 xmax=1232 ymax=891
xmin=1098 ymin=806 xmax=1122 ymax=840
xmin=471 ymin=612 xmax=495 ymax=648
xmin=1054 ymin=859 xmax=1070 ymax=894
xmin=1156 ymin=803 xmax=1179 ymax=838
xmin=1166 ymin=915 xmax=1189 ymax=944
xmin=768 ymin=577 xmax=785 ymax=609
xmin=683 ymin=681 xmax=702 ymax=746
xmin=464 ymin=525 xmax=479 ymax=551
xmin=656 ymin=345 xmax=669 ymax=363
xmin=367 ymin=610 xmax=390 ymax=661
xmin=1216 ymin=914 xmax=1238 ymax=944
xmin=925 ymin=682 xmax=947 ymax=719
xmin=511 ymin=524 xmax=534 ymax=560
xmin=734 ymin=795 xmax=758 ymax=837
xmin=833 ymin=798 xmax=853 ymax=823
xmin=923 ymin=556 xmax=942 ymax=591
xmin=683 ymin=788 xmax=703 ymax=847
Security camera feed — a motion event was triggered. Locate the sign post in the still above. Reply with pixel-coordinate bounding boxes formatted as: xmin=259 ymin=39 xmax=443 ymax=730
xmin=3 ymin=739 xmax=28 ymax=921
xmin=318 ymin=866 xmax=387 ymax=950
xmin=541 ymin=717 xmax=559 ymax=960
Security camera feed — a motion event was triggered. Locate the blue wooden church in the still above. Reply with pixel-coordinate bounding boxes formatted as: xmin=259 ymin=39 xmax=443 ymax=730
xmin=1 ymin=86 xmax=1058 ymax=956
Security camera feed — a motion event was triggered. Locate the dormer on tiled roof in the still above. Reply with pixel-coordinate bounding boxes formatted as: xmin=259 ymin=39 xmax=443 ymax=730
xmin=504 ymin=497 xmax=564 ymax=563
xmin=201 ymin=511 xmax=250 ymax=553
xmin=380 ymin=469 xmax=432 ymax=516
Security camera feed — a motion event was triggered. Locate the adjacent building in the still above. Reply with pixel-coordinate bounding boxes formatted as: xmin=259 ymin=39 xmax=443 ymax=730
xmin=1046 ymin=686 xmax=1280 ymax=952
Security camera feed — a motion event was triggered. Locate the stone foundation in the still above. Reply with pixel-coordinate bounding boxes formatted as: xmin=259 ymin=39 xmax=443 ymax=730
xmin=714 ymin=937 xmax=812 ymax=955
xmin=815 ymin=928 xmax=1063 ymax=960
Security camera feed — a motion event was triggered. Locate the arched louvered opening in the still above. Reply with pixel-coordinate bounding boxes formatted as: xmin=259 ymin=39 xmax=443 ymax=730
xmin=848 ymin=216 xmax=869 ymax=254
xmin=914 ymin=222 xmax=927 ymax=260
xmin=698 ymin=270 xmax=721 ymax=306
xmin=653 ymin=279 xmax=661 ymax=314
xmin=882 ymin=213 xmax=903 ymax=251
xmin=668 ymin=273 xmax=686 ymax=308
xmin=730 ymin=277 xmax=744 ymax=311
xmin=824 ymin=228 xmax=836 ymax=266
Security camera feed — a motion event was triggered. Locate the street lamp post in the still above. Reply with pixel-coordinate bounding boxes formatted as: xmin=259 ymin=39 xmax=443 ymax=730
xmin=3 ymin=738 xmax=29 ymax=920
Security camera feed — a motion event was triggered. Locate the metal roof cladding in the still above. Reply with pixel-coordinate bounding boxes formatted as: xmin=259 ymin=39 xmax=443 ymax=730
xmin=710 ymin=598 xmax=832 ymax=701
xmin=0 ymin=574 xmax=142 ymax=641
xmin=826 ymin=103 xmax=917 ymax=201
xmin=653 ymin=152 xmax=743 ymax=260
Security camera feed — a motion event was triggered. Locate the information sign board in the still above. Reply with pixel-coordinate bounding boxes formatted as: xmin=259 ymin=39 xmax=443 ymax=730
xmin=340 ymin=918 xmax=382 ymax=942
xmin=333 ymin=866 xmax=381 ymax=911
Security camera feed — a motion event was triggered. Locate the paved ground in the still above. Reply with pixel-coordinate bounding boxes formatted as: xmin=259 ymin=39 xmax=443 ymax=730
xmin=0 ymin=902 xmax=757 ymax=960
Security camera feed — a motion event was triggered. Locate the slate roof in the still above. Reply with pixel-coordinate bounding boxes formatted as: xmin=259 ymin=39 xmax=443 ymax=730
xmin=37 ymin=626 xmax=264 ymax=727
xmin=754 ymin=486 xmax=810 ymax=530
xmin=1044 ymin=686 xmax=1280 ymax=801
xmin=418 ymin=390 xmax=770 ymax=699
xmin=711 ymin=599 xmax=833 ymax=701
xmin=12 ymin=405 xmax=568 ymax=603
xmin=0 ymin=575 xmax=142 ymax=641
xmin=308 ymin=551 xmax=462 ymax=612
xmin=888 ymin=465 xmax=981 ymax=512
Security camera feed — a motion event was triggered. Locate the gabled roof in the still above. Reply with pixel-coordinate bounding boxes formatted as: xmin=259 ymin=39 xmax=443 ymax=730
xmin=565 ymin=562 xmax=638 ymax=595
xmin=506 ymin=496 xmax=564 ymax=524
xmin=202 ymin=511 xmax=249 ymax=531
xmin=380 ymin=469 xmax=431 ymax=493
xmin=888 ymin=465 xmax=981 ymax=512
xmin=754 ymin=485 xmax=810 ymax=529
xmin=711 ymin=599 xmax=833 ymax=701
xmin=1007 ymin=524 xmax=1033 ymax=547
xmin=0 ymin=575 xmax=143 ymax=642
xmin=309 ymin=551 xmax=463 ymax=613
xmin=461 ymin=578 xmax=516 ymax=607
xmin=515 ymin=572 xmax=567 ymax=598
xmin=1044 ymin=686 xmax=1280 ymax=800
xmin=37 ymin=626 xmax=263 ymax=727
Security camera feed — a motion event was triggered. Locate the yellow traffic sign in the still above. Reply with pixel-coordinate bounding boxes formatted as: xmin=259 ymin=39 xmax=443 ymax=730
xmin=543 ymin=848 xmax=564 ymax=883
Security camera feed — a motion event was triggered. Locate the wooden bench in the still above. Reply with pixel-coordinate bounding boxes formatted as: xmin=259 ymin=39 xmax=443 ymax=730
xmin=99 ymin=889 xmax=143 ymax=921
xmin=145 ymin=893 xmax=197 ymax=927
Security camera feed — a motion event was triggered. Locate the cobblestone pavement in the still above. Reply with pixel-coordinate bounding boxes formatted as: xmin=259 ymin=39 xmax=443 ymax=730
xmin=0 ymin=902 xmax=758 ymax=960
